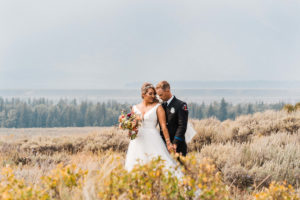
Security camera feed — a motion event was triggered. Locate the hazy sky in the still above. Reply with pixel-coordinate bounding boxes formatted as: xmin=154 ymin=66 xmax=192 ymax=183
xmin=1 ymin=0 xmax=300 ymax=89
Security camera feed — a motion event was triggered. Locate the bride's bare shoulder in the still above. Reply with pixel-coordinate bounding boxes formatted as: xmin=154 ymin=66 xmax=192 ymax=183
xmin=155 ymin=103 xmax=163 ymax=110
xmin=134 ymin=103 xmax=143 ymax=110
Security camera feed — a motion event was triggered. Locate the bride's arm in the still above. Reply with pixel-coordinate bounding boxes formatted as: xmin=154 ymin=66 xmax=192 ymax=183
xmin=130 ymin=106 xmax=138 ymax=135
xmin=157 ymin=105 xmax=173 ymax=152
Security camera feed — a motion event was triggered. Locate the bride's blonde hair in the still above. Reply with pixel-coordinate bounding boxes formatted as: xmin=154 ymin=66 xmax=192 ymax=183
xmin=141 ymin=82 xmax=159 ymax=102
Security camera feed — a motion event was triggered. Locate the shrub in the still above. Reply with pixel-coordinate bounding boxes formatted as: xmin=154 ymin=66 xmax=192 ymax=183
xmin=41 ymin=163 xmax=88 ymax=199
xmin=283 ymin=104 xmax=295 ymax=113
xmin=254 ymin=181 xmax=300 ymax=200
xmin=180 ymin=154 xmax=231 ymax=200
xmin=295 ymin=102 xmax=300 ymax=111
xmin=200 ymin=132 xmax=300 ymax=188
xmin=189 ymin=110 xmax=300 ymax=151
xmin=98 ymin=156 xmax=184 ymax=200
xmin=98 ymin=154 xmax=230 ymax=200
xmin=0 ymin=167 xmax=49 ymax=200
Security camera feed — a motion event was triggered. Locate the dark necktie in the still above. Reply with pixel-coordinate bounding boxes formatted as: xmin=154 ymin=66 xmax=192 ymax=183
xmin=162 ymin=102 xmax=167 ymax=108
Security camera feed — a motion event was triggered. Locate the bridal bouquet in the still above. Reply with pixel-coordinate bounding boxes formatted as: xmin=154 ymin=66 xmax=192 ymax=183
xmin=118 ymin=110 xmax=142 ymax=140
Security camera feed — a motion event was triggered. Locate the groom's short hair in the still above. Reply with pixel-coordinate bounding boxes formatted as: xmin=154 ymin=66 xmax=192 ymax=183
xmin=156 ymin=81 xmax=170 ymax=91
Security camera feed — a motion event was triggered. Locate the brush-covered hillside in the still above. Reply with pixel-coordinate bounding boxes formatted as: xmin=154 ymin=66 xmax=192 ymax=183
xmin=0 ymin=109 xmax=299 ymax=199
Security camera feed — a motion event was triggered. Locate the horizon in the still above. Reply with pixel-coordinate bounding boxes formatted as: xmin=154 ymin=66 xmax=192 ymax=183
xmin=1 ymin=80 xmax=300 ymax=90
xmin=1 ymin=85 xmax=300 ymax=105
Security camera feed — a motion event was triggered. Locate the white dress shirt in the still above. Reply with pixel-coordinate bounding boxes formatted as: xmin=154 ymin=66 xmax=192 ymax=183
xmin=166 ymin=95 xmax=174 ymax=106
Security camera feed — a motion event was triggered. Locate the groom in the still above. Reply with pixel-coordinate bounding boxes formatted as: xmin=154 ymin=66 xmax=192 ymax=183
xmin=156 ymin=81 xmax=188 ymax=156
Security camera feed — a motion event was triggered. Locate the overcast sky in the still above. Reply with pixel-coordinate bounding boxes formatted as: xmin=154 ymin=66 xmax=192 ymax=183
xmin=0 ymin=0 xmax=300 ymax=89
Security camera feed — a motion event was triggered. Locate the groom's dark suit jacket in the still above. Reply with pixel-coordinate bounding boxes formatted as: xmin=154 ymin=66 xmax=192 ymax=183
xmin=160 ymin=96 xmax=188 ymax=156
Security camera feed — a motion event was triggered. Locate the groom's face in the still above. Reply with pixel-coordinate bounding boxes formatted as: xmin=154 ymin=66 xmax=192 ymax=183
xmin=156 ymin=88 xmax=170 ymax=102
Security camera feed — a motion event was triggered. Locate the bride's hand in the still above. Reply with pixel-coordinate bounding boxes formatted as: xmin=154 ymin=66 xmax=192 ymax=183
xmin=128 ymin=130 xmax=138 ymax=136
xmin=167 ymin=142 xmax=174 ymax=153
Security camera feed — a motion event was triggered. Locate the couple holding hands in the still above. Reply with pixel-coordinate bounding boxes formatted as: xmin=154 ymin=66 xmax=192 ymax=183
xmin=125 ymin=81 xmax=194 ymax=173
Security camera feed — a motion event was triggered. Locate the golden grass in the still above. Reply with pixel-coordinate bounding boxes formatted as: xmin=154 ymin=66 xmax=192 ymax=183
xmin=0 ymin=110 xmax=299 ymax=199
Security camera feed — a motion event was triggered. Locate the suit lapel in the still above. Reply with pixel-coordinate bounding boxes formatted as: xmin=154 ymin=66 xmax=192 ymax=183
xmin=167 ymin=96 xmax=176 ymax=109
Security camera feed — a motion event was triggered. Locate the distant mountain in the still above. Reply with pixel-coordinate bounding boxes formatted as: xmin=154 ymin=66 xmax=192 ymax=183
xmin=125 ymin=81 xmax=300 ymax=89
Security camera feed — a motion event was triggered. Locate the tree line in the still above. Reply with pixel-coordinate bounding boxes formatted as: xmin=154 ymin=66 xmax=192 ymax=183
xmin=0 ymin=97 xmax=284 ymax=128
xmin=188 ymin=98 xmax=284 ymax=121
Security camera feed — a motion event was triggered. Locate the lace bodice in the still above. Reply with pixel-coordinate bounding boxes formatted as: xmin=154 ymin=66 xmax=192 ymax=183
xmin=133 ymin=104 xmax=160 ymax=129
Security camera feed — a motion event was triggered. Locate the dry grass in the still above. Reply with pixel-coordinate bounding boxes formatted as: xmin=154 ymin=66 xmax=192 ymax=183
xmin=0 ymin=110 xmax=300 ymax=199
xmin=189 ymin=110 xmax=300 ymax=149
xmin=188 ymin=110 xmax=300 ymax=190
xmin=200 ymin=132 xmax=300 ymax=188
xmin=0 ymin=127 xmax=129 ymax=162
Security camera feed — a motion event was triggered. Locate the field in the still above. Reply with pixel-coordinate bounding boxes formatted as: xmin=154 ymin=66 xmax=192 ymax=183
xmin=0 ymin=110 xmax=299 ymax=199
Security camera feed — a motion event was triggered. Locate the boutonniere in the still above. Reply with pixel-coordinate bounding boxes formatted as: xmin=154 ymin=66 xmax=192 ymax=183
xmin=170 ymin=107 xmax=175 ymax=113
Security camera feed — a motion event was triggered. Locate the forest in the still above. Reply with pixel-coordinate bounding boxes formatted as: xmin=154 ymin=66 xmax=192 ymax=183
xmin=0 ymin=97 xmax=284 ymax=128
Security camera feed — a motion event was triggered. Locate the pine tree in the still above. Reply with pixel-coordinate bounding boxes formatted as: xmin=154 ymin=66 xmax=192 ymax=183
xmin=95 ymin=102 xmax=103 ymax=126
xmin=0 ymin=97 xmax=4 ymax=112
xmin=196 ymin=107 xmax=204 ymax=119
xmin=236 ymin=104 xmax=243 ymax=115
xmin=207 ymin=104 xmax=215 ymax=118
xmin=78 ymin=102 xmax=88 ymax=127
xmin=218 ymin=98 xmax=228 ymax=121
xmin=0 ymin=111 xmax=5 ymax=127
xmin=247 ymin=104 xmax=254 ymax=114
xmin=6 ymin=109 xmax=17 ymax=128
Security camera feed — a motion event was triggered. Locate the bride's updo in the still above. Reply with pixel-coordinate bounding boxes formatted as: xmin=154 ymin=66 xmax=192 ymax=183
xmin=141 ymin=82 xmax=159 ymax=102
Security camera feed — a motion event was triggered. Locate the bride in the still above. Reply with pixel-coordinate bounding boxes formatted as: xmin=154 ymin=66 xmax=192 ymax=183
xmin=124 ymin=82 xmax=181 ymax=174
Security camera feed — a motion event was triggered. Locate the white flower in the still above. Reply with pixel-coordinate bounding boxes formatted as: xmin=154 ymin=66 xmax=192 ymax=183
xmin=170 ymin=107 xmax=175 ymax=113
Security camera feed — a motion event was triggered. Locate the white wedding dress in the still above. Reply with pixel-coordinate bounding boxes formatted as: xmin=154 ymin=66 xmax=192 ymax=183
xmin=125 ymin=103 xmax=182 ymax=178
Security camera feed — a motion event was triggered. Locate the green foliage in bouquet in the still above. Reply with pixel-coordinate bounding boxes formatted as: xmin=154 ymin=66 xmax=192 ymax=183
xmin=118 ymin=110 xmax=142 ymax=140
